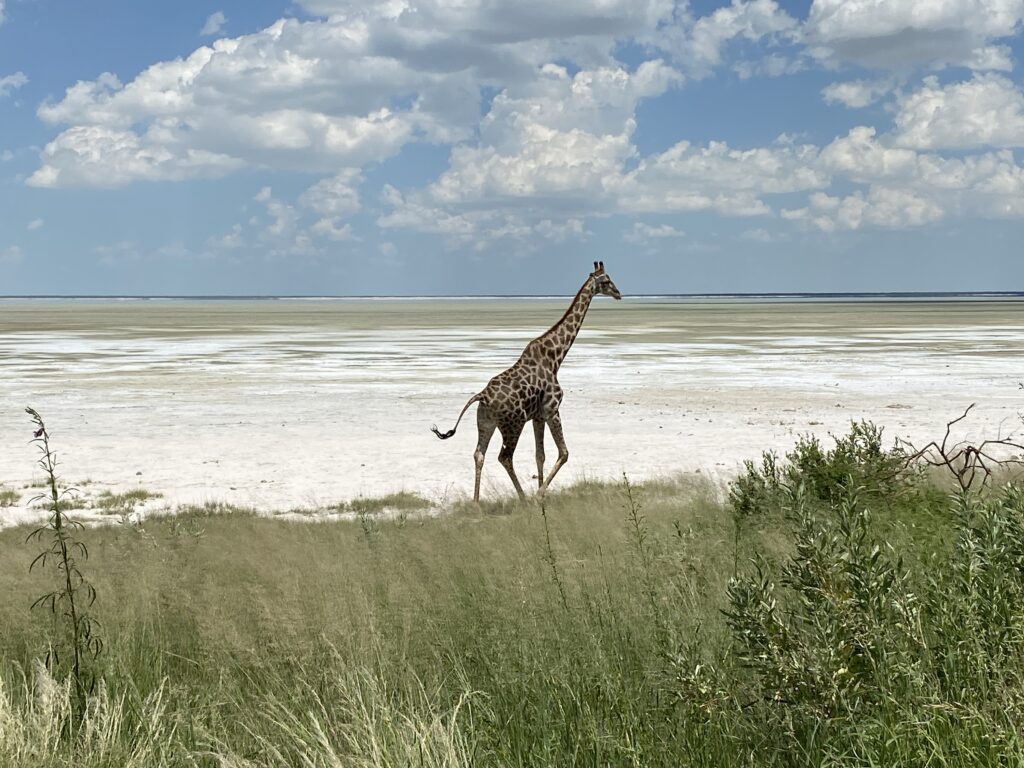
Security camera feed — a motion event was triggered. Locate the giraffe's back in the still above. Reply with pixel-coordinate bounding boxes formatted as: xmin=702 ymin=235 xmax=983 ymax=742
xmin=481 ymin=359 xmax=561 ymax=423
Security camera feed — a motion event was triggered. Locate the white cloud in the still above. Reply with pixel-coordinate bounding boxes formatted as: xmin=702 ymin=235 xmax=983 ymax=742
xmin=298 ymin=0 xmax=674 ymax=44
xmin=784 ymin=187 xmax=944 ymax=231
xmin=805 ymin=0 xmax=1024 ymax=71
xmin=0 ymin=245 xmax=22 ymax=265
xmin=206 ymin=223 xmax=243 ymax=251
xmin=821 ymin=78 xmax=892 ymax=108
xmin=1 ymin=150 xmax=13 ymax=162
xmin=26 ymin=125 xmax=243 ymax=188
xmin=30 ymin=2 xmax=685 ymax=188
xmin=965 ymin=45 xmax=1015 ymax=71
xmin=310 ymin=218 xmax=355 ymax=240
xmin=201 ymin=11 xmax=226 ymax=36
xmin=374 ymin=57 xmax=1024 ymax=243
xmin=818 ymin=126 xmax=919 ymax=183
xmin=624 ymin=222 xmax=685 ymax=242
xmin=430 ymin=123 xmax=635 ymax=206
xmin=381 ymin=127 xmax=834 ymax=246
xmin=250 ymin=181 xmax=360 ymax=254
xmin=28 ymin=0 xmax=1024 ymax=248
xmin=27 ymin=218 xmax=43 ymax=231
xmin=0 ymin=1 xmax=5 ymax=25
xmin=29 ymin=0 xmax=813 ymax=190
xmin=663 ymin=0 xmax=799 ymax=76
xmin=783 ymin=125 xmax=1024 ymax=229
xmin=378 ymin=60 xmax=678 ymax=246
xmin=254 ymin=186 xmax=299 ymax=238
xmin=734 ymin=53 xmax=805 ymax=80
xmin=0 ymin=71 xmax=27 ymax=98
xmin=298 ymin=168 xmax=362 ymax=217
xmin=378 ymin=43 xmax=834 ymax=248
xmin=621 ymin=137 xmax=827 ymax=216
xmin=893 ymin=74 xmax=1024 ymax=150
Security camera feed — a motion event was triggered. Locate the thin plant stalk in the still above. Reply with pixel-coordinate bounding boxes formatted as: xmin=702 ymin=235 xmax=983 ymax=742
xmin=25 ymin=407 xmax=102 ymax=715
xmin=539 ymin=500 xmax=569 ymax=612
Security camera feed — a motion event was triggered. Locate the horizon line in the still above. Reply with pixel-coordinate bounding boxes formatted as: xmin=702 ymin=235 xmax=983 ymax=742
xmin=1 ymin=291 xmax=1023 ymax=300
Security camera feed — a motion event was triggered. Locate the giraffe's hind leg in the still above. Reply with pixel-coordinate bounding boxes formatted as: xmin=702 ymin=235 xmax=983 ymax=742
xmin=498 ymin=421 xmax=527 ymax=501
xmin=532 ymin=419 xmax=546 ymax=490
xmin=539 ymin=412 xmax=569 ymax=493
xmin=474 ymin=407 xmax=496 ymax=503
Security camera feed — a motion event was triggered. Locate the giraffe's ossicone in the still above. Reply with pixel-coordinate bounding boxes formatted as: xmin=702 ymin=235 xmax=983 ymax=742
xmin=431 ymin=262 xmax=622 ymax=502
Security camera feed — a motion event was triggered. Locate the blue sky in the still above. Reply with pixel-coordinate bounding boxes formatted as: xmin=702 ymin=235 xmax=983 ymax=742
xmin=1 ymin=0 xmax=1023 ymax=295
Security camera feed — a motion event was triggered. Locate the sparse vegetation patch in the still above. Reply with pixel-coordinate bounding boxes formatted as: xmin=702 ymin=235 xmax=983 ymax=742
xmin=1 ymin=416 xmax=1023 ymax=766
xmin=0 ymin=486 xmax=18 ymax=507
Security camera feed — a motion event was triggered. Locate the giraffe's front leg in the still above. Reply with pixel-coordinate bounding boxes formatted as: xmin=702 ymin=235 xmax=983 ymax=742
xmin=539 ymin=412 xmax=569 ymax=493
xmin=532 ymin=419 xmax=546 ymax=491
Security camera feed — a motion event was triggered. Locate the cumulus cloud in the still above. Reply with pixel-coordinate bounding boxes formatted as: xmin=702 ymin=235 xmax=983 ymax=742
xmin=27 ymin=0 xmax=1024 ymax=248
xmin=298 ymin=168 xmax=362 ymax=217
xmin=0 ymin=71 xmax=28 ymax=98
xmin=381 ymin=128 xmax=832 ymax=246
xmin=247 ymin=187 xmax=319 ymax=257
xmin=783 ymin=125 xmax=1024 ymax=229
xmin=29 ymin=0 xmax=813 ymax=190
xmin=805 ymin=0 xmax=1024 ymax=71
xmin=200 ymin=11 xmax=226 ymax=36
xmin=784 ymin=187 xmax=944 ymax=231
xmin=27 ymin=125 xmax=243 ymax=188
xmin=821 ymin=78 xmax=893 ymax=108
xmin=650 ymin=0 xmax=798 ymax=77
xmin=893 ymin=74 xmax=1024 ymax=150
xmin=298 ymin=0 xmax=674 ymax=44
xmin=27 ymin=218 xmax=43 ymax=231
xmin=310 ymin=218 xmax=355 ymax=241
xmin=30 ymin=2 xmax=683 ymax=188
xmin=376 ymin=49 xmax=832 ymax=247
xmin=248 ymin=176 xmax=363 ymax=254
xmin=377 ymin=60 xmax=678 ymax=246
xmin=622 ymin=138 xmax=827 ymax=216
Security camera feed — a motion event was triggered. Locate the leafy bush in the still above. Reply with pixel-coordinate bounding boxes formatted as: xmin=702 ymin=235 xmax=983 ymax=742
xmin=729 ymin=420 xmax=913 ymax=517
xmin=709 ymin=482 xmax=1024 ymax=763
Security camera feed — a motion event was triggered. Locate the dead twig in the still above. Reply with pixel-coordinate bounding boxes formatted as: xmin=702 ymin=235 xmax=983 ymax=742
xmin=902 ymin=404 xmax=1024 ymax=492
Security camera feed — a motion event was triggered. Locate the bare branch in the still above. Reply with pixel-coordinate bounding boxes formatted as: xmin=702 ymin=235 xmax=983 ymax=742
xmin=903 ymin=404 xmax=1024 ymax=492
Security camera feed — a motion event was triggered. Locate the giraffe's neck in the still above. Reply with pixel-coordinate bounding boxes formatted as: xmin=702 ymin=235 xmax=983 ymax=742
xmin=544 ymin=278 xmax=597 ymax=369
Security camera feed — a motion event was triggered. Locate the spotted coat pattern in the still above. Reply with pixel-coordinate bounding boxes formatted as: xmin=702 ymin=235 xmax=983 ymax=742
xmin=434 ymin=262 xmax=621 ymax=501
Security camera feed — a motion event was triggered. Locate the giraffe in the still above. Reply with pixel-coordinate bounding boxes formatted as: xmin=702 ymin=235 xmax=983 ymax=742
xmin=431 ymin=262 xmax=622 ymax=501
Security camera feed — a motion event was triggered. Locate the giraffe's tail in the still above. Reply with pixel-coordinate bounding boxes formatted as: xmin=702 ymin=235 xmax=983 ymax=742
xmin=431 ymin=393 xmax=483 ymax=440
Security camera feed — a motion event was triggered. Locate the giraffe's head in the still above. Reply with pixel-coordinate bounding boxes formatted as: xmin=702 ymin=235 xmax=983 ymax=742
xmin=591 ymin=261 xmax=621 ymax=300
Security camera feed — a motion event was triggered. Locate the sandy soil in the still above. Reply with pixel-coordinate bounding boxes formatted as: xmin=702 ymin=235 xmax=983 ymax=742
xmin=1 ymin=297 xmax=1021 ymax=526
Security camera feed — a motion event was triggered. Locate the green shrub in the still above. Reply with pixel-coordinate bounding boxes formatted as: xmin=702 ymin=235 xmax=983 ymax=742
xmin=729 ymin=420 xmax=913 ymax=518
xmin=712 ymin=482 xmax=1024 ymax=764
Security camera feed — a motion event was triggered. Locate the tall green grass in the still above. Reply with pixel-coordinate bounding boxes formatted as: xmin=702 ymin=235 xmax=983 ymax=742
xmin=0 ymin=423 xmax=1022 ymax=766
